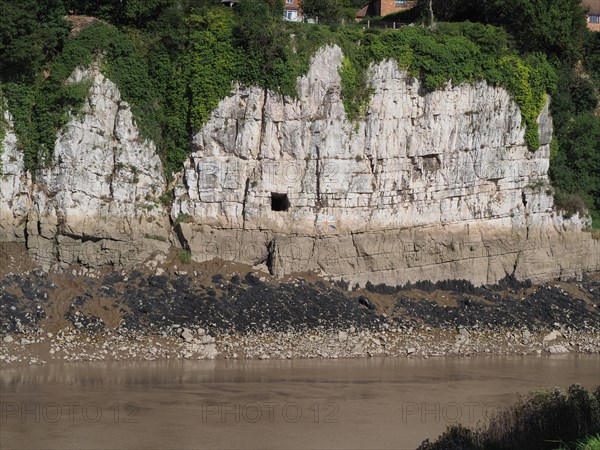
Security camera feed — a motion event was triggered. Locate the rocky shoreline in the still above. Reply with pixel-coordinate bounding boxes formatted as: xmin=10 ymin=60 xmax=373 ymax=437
xmin=1 ymin=246 xmax=599 ymax=366
xmin=2 ymin=323 xmax=599 ymax=366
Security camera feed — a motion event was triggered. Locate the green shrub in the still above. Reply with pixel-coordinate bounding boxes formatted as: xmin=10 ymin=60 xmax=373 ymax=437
xmin=177 ymin=249 xmax=192 ymax=264
xmin=550 ymin=110 xmax=600 ymax=224
xmin=175 ymin=213 xmax=193 ymax=224
xmin=554 ymin=190 xmax=588 ymax=220
xmin=3 ymin=21 xmax=158 ymax=172
xmin=570 ymin=434 xmax=600 ymax=450
xmin=419 ymin=385 xmax=600 ymax=450
xmin=333 ymin=24 xmax=555 ymax=150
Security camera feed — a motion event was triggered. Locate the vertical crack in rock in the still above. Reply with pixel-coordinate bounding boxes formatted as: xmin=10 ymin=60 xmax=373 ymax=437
xmin=23 ymin=217 xmax=30 ymax=248
xmin=113 ymin=101 xmax=122 ymax=139
xmin=366 ymin=154 xmax=375 ymax=175
xmin=256 ymin=87 xmax=268 ymax=159
xmin=266 ymin=238 xmax=278 ymax=276
xmin=173 ymin=222 xmax=190 ymax=252
xmin=511 ymin=251 xmax=520 ymax=278
xmin=234 ymin=107 xmax=240 ymax=149
xmin=350 ymin=232 xmax=361 ymax=258
xmin=109 ymin=146 xmax=117 ymax=200
xmin=266 ymin=240 xmax=274 ymax=275
xmin=241 ymin=177 xmax=250 ymax=229
xmin=315 ymin=143 xmax=322 ymax=210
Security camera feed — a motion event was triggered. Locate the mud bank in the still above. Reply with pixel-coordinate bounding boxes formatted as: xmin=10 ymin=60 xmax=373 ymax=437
xmin=1 ymin=245 xmax=598 ymax=366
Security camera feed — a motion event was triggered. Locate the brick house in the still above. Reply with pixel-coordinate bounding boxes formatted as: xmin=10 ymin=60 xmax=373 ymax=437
xmin=356 ymin=0 xmax=417 ymax=20
xmin=582 ymin=0 xmax=600 ymax=31
xmin=222 ymin=0 xmax=303 ymax=21
xmin=283 ymin=0 xmax=303 ymax=21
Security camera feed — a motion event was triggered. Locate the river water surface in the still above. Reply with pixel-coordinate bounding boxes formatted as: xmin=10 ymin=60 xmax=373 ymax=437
xmin=1 ymin=355 xmax=599 ymax=449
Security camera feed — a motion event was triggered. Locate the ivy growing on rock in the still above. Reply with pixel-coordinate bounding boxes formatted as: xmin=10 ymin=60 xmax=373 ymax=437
xmin=0 ymin=0 xmax=579 ymax=187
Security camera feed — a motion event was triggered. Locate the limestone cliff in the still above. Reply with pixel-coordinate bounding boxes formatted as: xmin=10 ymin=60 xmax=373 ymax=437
xmin=1 ymin=65 xmax=171 ymax=268
xmin=0 ymin=110 xmax=31 ymax=243
xmin=1 ymin=46 xmax=598 ymax=284
xmin=171 ymin=45 xmax=599 ymax=285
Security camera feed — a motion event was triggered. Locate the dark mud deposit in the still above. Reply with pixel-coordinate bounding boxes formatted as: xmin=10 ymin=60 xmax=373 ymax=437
xmin=1 ymin=266 xmax=599 ymax=337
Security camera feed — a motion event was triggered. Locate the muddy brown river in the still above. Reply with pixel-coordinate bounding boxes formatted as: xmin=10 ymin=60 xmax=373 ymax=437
xmin=1 ymin=355 xmax=599 ymax=449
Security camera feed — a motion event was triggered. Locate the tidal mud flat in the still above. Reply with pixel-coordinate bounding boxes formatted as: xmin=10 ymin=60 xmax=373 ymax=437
xmin=1 ymin=245 xmax=599 ymax=366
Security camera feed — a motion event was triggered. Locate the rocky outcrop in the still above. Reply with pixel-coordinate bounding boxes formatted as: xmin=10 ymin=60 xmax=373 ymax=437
xmin=0 ymin=110 xmax=32 ymax=243
xmin=172 ymin=45 xmax=600 ymax=285
xmin=1 ymin=47 xmax=598 ymax=283
xmin=1 ymin=65 xmax=171 ymax=268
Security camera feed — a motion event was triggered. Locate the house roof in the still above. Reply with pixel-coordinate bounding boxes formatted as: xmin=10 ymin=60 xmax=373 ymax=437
xmin=582 ymin=0 xmax=600 ymax=14
xmin=355 ymin=1 xmax=379 ymax=19
xmin=356 ymin=5 xmax=369 ymax=19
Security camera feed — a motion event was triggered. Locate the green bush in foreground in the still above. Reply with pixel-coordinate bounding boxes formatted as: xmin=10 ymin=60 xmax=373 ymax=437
xmin=418 ymin=385 xmax=600 ymax=450
xmin=558 ymin=434 xmax=600 ymax=450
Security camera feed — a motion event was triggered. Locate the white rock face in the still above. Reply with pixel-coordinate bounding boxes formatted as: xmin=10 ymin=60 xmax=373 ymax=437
xmin=0 ymin=109 xmax=32 ymax=243
xmin=1 ymin=47 xmax=598 ymax=282
xmin=173 ymin=45 xmax=600 ymax=285
xmin=1 ymin=65 xmax=171 ymax=268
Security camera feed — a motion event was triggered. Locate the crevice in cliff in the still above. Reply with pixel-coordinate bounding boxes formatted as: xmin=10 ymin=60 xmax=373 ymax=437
xmin=511 ymin=253 xmax=520 ymax=279
xmin=234 ymin=111 xmax=240 ymax=150
xmin=315 ymin=144 xmax=322 ymax=210
xmin=522 ymin=191 xmax=531 ymax=240
xmin=350 ymin=232 xmax=361 ymax=258
xmin=113 ymin=101 xmax=122 ymax=141
xmin=109 ymin=146 xmax=117 ymax=200
xmin=173 ymin=222 xmax=190 ymax=251
xmin=61 ymin=232 xmax=120 ymax=243
xmin=266 ymin=238 xmax=276 ymax=276
xmin=241 ymin=177 xmax=250 ymax=229
xmin=23 ymin=217 xmax=30 ymax=249
xmin=366 ymin=154 xmax=375 ymax=175
xmin=255 ymin=87 xmax=268 ymax=159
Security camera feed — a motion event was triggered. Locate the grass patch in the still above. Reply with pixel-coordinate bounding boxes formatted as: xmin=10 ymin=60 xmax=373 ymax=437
xmin=176 ymin=249 xmax=192 ymax=264
xmin=556 ymin=434 xmax=600 ymax=450
xmin=175 ymin=213 xmax=193 ymax=224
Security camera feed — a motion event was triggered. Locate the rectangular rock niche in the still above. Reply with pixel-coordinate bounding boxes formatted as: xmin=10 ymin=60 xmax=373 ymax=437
xmin=271 ymin=193 xmax=290 ymax=211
